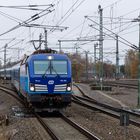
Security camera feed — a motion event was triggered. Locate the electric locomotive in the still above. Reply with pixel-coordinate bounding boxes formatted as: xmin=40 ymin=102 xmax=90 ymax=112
xmin=9 ymin=49 xmax=72 ymax=111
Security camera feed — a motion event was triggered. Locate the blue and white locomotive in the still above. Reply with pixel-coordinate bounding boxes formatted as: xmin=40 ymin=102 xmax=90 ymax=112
xmin=3 ymin=49 xmax=72 ymax=111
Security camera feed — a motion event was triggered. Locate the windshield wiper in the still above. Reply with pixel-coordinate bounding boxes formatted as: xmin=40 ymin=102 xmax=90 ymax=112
xmin=50 ymin=66 xmax=60 ymax=78
xmin=42 ymin=62 xmax=51 ymax=78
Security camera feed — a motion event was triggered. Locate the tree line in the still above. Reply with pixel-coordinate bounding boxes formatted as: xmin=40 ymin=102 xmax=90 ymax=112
xmin=0 ymin=49 xmax=137 ymax=81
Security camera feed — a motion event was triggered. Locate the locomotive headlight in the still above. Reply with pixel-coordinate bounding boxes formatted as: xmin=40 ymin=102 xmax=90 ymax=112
xmin=67 ymin=86 xmax=71 ymax=91
xmin=67 ymin=83 xmax=72 ymax=91
xmin=48 ymin=56 xmax=53 ymax=60
xmin=30 ymin=84 xmax=35 ymax=91
xmin=30 ymin=86 xmax=35 ymax=91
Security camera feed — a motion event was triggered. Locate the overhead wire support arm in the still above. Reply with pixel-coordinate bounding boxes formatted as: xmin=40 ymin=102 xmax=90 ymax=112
xmin=85 ymin=16 xmax=138 ymax=50
xmin=0 ymin=4 xmax=54 ymax=8
xmin=89 ymin=22 xmax=137 ymax=50
xmin=0 ymin=4 xmax=54 ymax=37
xmin=0 ymin=4 xmax=55 ymax=11
xmin=25 ymin=24 xmax=68 ymax=50
xmin=58 ymin=39 xmax=98 ymax=42
xmin=57 ymin=39 xmax=99 ymax=53
xmin=21 ymin=24 xmax=68 ymax=31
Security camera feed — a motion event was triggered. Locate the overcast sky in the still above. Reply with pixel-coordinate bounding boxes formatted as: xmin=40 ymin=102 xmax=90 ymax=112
xmin=0 ymin=0 xmax=140 ymax=64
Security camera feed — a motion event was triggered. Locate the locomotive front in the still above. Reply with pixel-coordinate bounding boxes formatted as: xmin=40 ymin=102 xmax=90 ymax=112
xmin=27 ymin=53 xmax=72 ymax=110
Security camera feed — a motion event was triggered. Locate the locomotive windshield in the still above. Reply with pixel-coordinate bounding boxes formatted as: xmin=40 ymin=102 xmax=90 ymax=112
xmin=34 ymin=60 xmax=67 ymax=75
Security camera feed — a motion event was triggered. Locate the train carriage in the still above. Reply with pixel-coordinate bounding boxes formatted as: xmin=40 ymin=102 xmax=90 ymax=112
xmin=0 ymin=50 xmax=72 ymax=111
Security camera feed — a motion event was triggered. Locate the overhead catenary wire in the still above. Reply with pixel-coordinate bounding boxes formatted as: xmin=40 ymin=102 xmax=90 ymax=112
xmin=86 ymin=16 xmax=138 ymax=50
xmin=103 ymin=0 xmax=123 ymax=10
xmin=7 ymin=39 xmax=24 ymax=49
xmin=52 ymin=0 xmax=62 ymax=22
xmin=0 ymin=5 xmax=55 ymax=57
xmin=0 ymin=4 xmax=54 ymax=8
xmin=88 ymin=16 xmax=133 ymax=21
xmin=2 ymin=0 xmax=139 ymax=59
xmin=55 ymin=0 xmax=80 ymax=25
xmin=0 ymin=10 xmax=23 ymax=23
xmin=87 ymin=0 xmax=123 ymax=18
xmin=50 ymin=0 xmax=86 ymax=33
xmin=84 ymin=19 xmax=134 ymax=37
xmin=59 ymin=1 xmax=137 ymax=47
xmin=0 ymin=6 xmax=44 ymax=11
xmin=73 ymin=17 xmax=136 ymax=48
xmin=89 ymin=23 xmax=137 ymax=50
xmin=121 ymin=29 xmax=139 ymax=36
xmin=7 ymin=2 xmax=60 ymax=52
xmin=0 ymin=5 xmax=54 ymax=37
xmin=0 ymin=37 xmax=17 ymax=52
xmin=57 ymin=0 xmax=130 ymax=47
xmin=83 ymin=1 xmax=140 ymax=46
xmin=59 ymin=22 xmax=86 ymax=39
xmin=57 ymin=0 xmax=86 ymax=25
xmin=60 ymin=1 xmax=137 ymax=41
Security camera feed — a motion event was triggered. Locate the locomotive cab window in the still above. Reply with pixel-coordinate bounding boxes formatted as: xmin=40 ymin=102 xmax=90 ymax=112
xmin=51 ymin=61 xmax=67 ymax=74
xmin=33 ymin=60 xmax=67 ymax=75
xmin=34 ymin=61 xmax=49 ymax=74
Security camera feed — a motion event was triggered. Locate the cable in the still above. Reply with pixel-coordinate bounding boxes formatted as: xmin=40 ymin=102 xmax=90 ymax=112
xmin=118 ymin=8 xmax=140 ymax=18
xmin=121 ymin=29 xmax=138 ymax=36
xmin=56 ymin=0 xmax=80 ymax=25
xmin=0 ymin=4 xmax=53 ymax=8
xmin=0 ymin=10 xmax=23 ymax=23
xmin=57 ymin=0 xmax=86 ymax=25
xmin=89 ymin=24 xmax=137 ymax=50
xmin=116 ymin=22 xmax=133 ymax=34
xmin=91 ymin=20 xmax=132 ymax=26
xmin=79 ymin=18 xmax=86 ymax=38
xmin=86 ymin=16 xmax=138 ymax=49
xmin=88 ymin=16 xmax=133 ymax=21
xmin=59 ymin=22 xmax=85 ymax=39
xmin=52 ymin=0 xmax=61 ymax=23
xmin=103 ymin=0 xmax=123 ymax=10
xmin=50 ymin=0 xmax=86 ymax=33
xmin=0 ymin=38 xmax=16 ymax=51
xmin=0 ymin=6 xmax=54 ymax=37
xmin=0 ymin=5 xmax=55 ymax=56
xmin=0 ymin=6 xmax=43 ymax=11
xmin=74 ymin=18 xmax=86 ymax=47
xmin=7 ymin=39 xmax=24 ymax=49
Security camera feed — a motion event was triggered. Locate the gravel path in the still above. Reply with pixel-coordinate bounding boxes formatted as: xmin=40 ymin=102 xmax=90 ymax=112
xmin=1 ymin=82 xmax=140 ymax=140
xmin=67 ymin=83 xmax=140 ymax=140
xmin=64 ymin=102 xmax=140 ymax=140
xmin=0 ymin=83 xmax=51 ymax=140
xmin=76 ymin=83 xmax=138 ymax=109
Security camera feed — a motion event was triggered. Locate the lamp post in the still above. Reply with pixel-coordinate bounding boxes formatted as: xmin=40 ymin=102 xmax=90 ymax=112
xmin=132 ymin=15 xmax=140 ymax=107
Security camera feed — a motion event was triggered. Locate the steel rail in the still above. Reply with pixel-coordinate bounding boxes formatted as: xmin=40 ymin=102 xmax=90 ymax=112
xmin=0 ymin=85 xmax=101 ymax=139
xmin=61 ymin=113 xmax=100 ymax=140
xmin=34 ymin=113 xmax=61 ymax=140
xmin=0 ymin=85 xmax=24 ymax=104
xmin=74 ymin=84 xmax=140 ymax=117
xmin=0 ymin=85 xmax=60 ymax=140
xmin=72 ymin=96 xmax=140 ymax=128
xmin=74 ymin=94 xmax=140 ymax=118
xmin=104 ymin=83 xmax=137 ymax=89
xmin=73 ymin=84 xmax=140 ymax=128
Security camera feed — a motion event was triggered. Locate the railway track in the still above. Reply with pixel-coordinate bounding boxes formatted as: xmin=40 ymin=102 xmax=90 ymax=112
xmin=0 ymin=85 xmax=101 ymax=140
xmin=0 ymin=85 xmax=24 ymax=104
xmin=35 ymin=112 xmax=100 ymax=140
xmin=73 ymin=83 xmax=140 ymax=128
xmin=103 ymin=81 xmax=138 ymax=89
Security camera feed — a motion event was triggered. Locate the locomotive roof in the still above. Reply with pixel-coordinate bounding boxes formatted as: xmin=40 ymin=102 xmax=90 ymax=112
xmin=27 ymin=53 xmax=70 ymax=62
